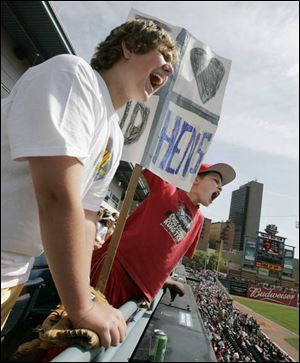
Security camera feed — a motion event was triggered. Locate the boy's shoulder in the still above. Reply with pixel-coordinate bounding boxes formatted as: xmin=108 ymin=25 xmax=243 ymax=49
xmin=27 ymin=54 xmax=93 ymax=80
xmin=43 ymin=54 xmax=92 ymax=73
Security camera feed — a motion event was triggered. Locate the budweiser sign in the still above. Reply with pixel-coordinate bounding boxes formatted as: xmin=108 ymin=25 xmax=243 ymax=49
xmin=247 ymin=285 xmax=298 ymax=307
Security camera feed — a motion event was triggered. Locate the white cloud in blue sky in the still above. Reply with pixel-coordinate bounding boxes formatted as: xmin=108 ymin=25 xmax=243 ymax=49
xmin=51 ymin=1 xmax=299 ymax=257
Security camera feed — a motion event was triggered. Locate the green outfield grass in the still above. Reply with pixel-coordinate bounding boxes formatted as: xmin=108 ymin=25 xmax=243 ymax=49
xmin=233 ymin=296 xmax=299 ymax=335
xmin=285 ymin=338 xmax=299 ymax=351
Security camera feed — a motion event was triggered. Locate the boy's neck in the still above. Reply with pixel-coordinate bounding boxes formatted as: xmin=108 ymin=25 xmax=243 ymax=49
xmin=186 ymin=191 xmax=200 ymax=207
xmin=99 ymin=67 xmax=128 ymax=111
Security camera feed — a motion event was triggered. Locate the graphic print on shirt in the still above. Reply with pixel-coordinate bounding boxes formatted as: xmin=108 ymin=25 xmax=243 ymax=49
xmin=95 ymin=137 xmax=113 ymax=180
xmin=161 ymin=205 xmax=193 ymax=243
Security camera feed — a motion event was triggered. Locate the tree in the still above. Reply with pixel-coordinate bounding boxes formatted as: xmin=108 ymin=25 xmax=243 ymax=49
xmin=183 ymin=250 xmax=227 ymax=272
xmin=193 ymin=250 xmax=206 ymax=268
xmin=183 ymin=250 xmax=207 ymax=270
xmin=207 ymin=252 xmax=218 ymax=270
xmin=207 ymin=251 xmax=227 ymax=272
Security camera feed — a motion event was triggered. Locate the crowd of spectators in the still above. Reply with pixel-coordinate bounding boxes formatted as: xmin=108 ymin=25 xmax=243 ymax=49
xmin=186 ymin=269 xmax=293 ymax=362
xmin=95 ymin=207 xmax=119 ymax=248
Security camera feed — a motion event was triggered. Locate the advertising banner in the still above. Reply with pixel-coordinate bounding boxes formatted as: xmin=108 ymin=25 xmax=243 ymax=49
xmin=247 ymin=285 xmax=298 ymax=307
xmin=119 ymin=9 xmax=232 ymax=191
xmin=243 ymin=240 xmax=256 ymax=267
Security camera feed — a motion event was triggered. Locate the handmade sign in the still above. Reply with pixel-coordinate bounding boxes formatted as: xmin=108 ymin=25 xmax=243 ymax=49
xmin=119 ymin=9 xmax=232 ymax=191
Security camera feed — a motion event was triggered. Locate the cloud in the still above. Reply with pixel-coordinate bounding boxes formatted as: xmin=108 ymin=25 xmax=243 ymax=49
xmin=214 ymin=114 xmax=299 ymax=159
xmin=287 ymin=63 xmax=299 ymax=78
xmin=264 ymin=190 xmax=299 ymax=201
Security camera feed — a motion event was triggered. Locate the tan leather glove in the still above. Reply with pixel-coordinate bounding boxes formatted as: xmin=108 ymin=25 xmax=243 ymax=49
xmin=17 ymin=287 xmax=108 ymax=355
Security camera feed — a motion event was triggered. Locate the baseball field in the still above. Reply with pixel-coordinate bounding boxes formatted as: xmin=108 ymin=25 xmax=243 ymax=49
xmin=233 ymin=295 xmax=299 ymax=353
xmin=233 ymin=296 xmax=299 ymax=334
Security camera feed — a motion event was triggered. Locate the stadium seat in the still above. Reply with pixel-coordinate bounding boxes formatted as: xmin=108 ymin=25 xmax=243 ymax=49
xmin=28 ymin=254 xmax=60 ymax=315
xmin=1 ymin=277 xmax=45 ymax=339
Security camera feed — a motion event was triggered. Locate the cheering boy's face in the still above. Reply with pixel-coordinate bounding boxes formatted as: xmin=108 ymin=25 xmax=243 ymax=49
xmin=191 ymin=172 xmax=223 ymax=207
xmin=121 ymin=45 xmax=174 ymax=102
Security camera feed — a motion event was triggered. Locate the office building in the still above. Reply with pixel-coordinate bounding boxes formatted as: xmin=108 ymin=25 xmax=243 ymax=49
xmin=229 ymin=180 xmax=263 ymax=251
xmin=196 ymin=218 xmax=211 ymax=251
xmin=209 ymin=221 xmax=235 ymax=251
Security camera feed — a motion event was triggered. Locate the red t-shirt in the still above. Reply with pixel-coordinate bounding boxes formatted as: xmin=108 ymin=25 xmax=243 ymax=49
xmin=115 ymin=170 xmax=204 ymax=301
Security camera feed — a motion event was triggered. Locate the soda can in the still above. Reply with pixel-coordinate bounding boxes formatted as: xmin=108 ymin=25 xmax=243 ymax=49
xmin=148 ymin=329 xmax=168 ymax=362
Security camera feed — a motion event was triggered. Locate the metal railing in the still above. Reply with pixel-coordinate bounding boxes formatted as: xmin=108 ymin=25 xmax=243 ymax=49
xmin=51 ymin=290 xmax=163 ymax=362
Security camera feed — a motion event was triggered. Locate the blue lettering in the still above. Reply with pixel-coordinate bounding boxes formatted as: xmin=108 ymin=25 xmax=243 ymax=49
xmin=152 ymin=111 xmax=214 ymax=180
xmin=183 ymin=131 xmax=201 ymax=177
xmin=190 ymin=132 xmax=213 ymax=174
xmin=165 ymin=121 xmax=194 ymax=175
xmin=152 ymin=110 xmax=181 ymax=169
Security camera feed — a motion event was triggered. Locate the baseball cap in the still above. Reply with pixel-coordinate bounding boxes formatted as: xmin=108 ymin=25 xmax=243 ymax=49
xmin=198 ymin=163 xmax=236 ymax=186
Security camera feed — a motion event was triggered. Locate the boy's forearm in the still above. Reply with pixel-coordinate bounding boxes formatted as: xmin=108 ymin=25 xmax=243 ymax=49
xmin=39 ymin=200 xmax=92 ymax=317
xmin=84 ymin=209 xmax=98 ymax=273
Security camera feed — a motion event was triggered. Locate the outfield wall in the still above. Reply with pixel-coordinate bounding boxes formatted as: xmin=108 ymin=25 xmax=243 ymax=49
xmin=219 ymin=277 xmax=298 ymax=307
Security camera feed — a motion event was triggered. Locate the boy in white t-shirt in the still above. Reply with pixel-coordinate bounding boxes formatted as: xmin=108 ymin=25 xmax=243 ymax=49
xmin=1 ymin=19 xmax=178 ymax=348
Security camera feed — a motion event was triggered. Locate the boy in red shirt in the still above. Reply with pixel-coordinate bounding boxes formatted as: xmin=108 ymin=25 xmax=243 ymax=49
xmin=91 ymin=163 xmax=236 ymax=307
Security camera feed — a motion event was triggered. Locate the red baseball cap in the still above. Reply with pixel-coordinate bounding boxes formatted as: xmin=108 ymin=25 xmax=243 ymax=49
xmin=198 ymin=163 xmax=236 ymax=186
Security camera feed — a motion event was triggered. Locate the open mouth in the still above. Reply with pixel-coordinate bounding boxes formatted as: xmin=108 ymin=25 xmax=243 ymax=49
xmin=150 ymin=72 xmax=165 ymax=89
xmin=211 ymin=191 xmax=220 ymax=201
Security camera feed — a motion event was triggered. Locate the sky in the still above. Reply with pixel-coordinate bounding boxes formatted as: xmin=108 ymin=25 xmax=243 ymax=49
xmin=51 ymin=1 xmax=299 ymax=257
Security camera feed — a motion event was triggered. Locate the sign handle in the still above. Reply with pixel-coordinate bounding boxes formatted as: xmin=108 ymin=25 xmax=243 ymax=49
xmin=96 ymin=164 xmax=143 ymax=293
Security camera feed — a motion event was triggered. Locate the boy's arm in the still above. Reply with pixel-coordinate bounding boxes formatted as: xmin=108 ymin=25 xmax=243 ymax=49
xmin=29 ymin=156 xmax=126 ymax=347
xmin=84 ymin=209 xmax=100 ymax=264
xmin=163 ymin=277 xmax=185 ymax=301
xmin=142 ymin=169 xmax=169 ymax=192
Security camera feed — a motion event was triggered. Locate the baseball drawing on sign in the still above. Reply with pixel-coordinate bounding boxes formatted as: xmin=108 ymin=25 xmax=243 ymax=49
xmin=119 ymin=101 xmax=150 ymax=145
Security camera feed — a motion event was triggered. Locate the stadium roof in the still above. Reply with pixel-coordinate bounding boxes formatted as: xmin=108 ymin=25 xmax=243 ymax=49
xmin=1 ymin=1 xmax=76 ymax=65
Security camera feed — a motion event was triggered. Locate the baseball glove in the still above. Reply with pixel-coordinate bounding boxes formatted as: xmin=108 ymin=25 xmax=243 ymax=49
xmin=16 ymin=287 xmax=108 ymax=355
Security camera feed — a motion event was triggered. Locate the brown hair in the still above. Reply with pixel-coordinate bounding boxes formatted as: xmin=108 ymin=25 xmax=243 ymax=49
xmin=90 ymin=20 xmax=179 ymax=71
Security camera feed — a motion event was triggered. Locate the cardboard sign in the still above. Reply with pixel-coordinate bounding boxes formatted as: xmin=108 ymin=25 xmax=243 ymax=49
xmin=119 ymin=9 xmax=232 ymax=191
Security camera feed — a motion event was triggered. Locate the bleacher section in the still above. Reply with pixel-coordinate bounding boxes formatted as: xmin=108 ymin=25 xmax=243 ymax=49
xmin=187 ymin=269 xmax=295 ymax=362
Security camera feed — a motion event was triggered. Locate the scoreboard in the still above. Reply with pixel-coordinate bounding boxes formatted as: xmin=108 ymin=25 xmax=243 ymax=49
xmin=255 ymin=260 xmax=283 ymax=271
xmin=255 ymin=232 xmax=285 ymax=272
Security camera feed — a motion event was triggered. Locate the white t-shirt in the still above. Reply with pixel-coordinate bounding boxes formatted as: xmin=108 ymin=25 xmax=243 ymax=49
xmin=82 ymin=112 xmax=123 ymax=210
xmin=95 ymin=223 xmax=108 ymax=243
xmin=1 ymin=54 xmax=123 ymax=288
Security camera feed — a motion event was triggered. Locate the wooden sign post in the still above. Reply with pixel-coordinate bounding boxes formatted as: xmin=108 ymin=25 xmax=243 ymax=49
xmin=96 ymin=164 xmax=143 ymax=293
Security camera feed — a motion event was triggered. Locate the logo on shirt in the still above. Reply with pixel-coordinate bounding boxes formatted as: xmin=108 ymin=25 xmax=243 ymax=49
xmin=95 ymin=137 xmax=113 ymax=180
xmin=161 ymin=205 xmax=193 ymax=243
